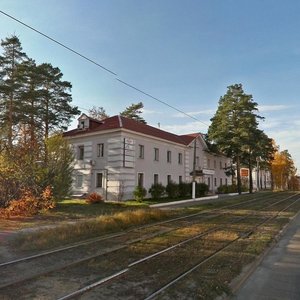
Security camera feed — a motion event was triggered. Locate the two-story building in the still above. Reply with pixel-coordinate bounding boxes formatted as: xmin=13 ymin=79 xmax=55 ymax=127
xmin=63 ymin=114 xmax=232 ymax=200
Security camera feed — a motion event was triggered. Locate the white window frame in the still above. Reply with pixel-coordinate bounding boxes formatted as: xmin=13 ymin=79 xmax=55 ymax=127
xmin=78 ymin=145 xmax=84 ymax=160
xmin=76 ymin=174 xmax=83 ymax=188
xmin=154 ymin=174 xmax=159 ymax=185
xmin=96 ymin=173 xmax=103 ymax=188
xmin=196 ymin=156 xmax=200 ymax=167
xmin=137 ymin=172 xmax=144 ymax=187
xmin=167 ymin=151 xmax=172 ymax=163
xmin=139 ymin=144 xmax=144 ymax=159
xmin=207 ymin=159 xmax=211 ymax=169
xmin=97 ymin=143 xmax=104 ymax=157
xmin=178 ymin=153 xmax=183 ymax=164
xmin=167 ymin=175 xmax=171 ymax=184
xmin=154 ymin=148 xmax=159 ymax=161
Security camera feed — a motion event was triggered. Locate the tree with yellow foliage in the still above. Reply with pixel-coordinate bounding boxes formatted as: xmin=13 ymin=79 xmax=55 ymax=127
xmin=271 ymin=149 xmax=297 ymax=190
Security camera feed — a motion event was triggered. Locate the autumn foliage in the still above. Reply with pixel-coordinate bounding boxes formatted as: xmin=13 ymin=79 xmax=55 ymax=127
xmin=86 ymin=192 xmax=103 ymax=204
xmin=271 ymin=149 xmax=297 ymax=190
xmin=0 ymin=186 xmax=55 ymax=218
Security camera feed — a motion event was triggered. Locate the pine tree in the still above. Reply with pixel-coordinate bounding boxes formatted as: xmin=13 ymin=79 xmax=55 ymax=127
xmin=207 ymin=84 xmax=263 ymax=194
xmin=120 ymin=102 xmax=147 ymax=124
xmin=0 ymin=35 xmax=80 ymax=203
xmin=18 ymin=59 xmax=43 ymax=148
xmin=37 ymin=63 xmax=80 ymax=139
xmin=0 ymin=35 xmax=28 ymax=148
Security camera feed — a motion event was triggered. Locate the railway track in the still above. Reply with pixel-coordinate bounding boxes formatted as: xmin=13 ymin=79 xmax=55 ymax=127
xmin=0 ymin=191 xmax=278 ymax=269
xmin=0 ymin=192 xmax=299 ymax=299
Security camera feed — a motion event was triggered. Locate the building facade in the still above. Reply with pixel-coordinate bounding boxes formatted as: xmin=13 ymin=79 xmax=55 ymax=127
xmin=64 ymin=114 xmax=232 ymax=200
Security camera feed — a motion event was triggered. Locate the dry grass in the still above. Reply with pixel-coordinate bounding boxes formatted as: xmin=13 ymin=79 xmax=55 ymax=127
xmin=11 ymin=208 xmax=169 ymax=251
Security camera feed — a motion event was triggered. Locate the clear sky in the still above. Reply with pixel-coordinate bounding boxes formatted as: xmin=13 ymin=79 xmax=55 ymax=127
xmin=1 ymin=1 xmax=300 ymax=171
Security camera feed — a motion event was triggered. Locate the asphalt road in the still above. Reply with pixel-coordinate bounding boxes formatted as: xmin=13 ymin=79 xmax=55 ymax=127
xmin=232 ymin=211 xmax=300 ymax=300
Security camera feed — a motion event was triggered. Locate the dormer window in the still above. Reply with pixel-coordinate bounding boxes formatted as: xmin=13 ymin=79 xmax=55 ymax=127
xmin=80 ymin=121 xmax=85 ymax=129
xmin=77 ymin=113 xmax=89 ymax=129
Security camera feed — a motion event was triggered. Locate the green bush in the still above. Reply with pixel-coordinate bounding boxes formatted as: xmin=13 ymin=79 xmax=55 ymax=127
xmin=149 ymin=183 xmax=165 ymax=200
xmin=166 ymin=181 xmax=180 ymax=199
xmin=217 ymin=185 xmax=229 ymax=194
xmin=195 ymin=182 xmax=209 ymax=197
xmin=178 ymin=182 xmax=191 ymax=198
xmin=133 ymin=186 xmax=147 ymax=202
xmin=217 ymin=184 xmax=248 ymax=194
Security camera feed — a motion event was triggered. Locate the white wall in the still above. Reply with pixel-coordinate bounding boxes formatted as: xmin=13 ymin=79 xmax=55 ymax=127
xmin=67 ymin=130 xmax=232 ymax=200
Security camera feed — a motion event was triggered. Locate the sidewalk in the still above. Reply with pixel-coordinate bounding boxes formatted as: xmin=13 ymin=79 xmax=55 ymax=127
xmin=232 ymin=211 xmax=300 ymax=300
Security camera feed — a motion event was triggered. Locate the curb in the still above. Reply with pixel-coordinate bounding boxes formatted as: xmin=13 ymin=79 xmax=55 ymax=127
xmin=149 ymin=195 xmax=219 ymax=208
xmin=149 ymin=193 xmax=243 ymax=208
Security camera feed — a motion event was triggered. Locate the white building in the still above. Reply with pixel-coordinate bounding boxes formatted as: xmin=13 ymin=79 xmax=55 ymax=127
xmin=240 ymin=167 xmax=272 ymax=190
xmin=64 ymin=114 xmax=232 ymax=200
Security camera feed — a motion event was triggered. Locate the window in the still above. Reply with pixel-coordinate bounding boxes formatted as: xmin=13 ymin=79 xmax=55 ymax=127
xmin=214 ymin=160 xmax=217 ymax=169
xmin=97 ymin=143 xmax=104 ymax=157
xmin=154 ymin=148 xmax=159 ymax=161
xmin=220 ymin=178 xmax=223 ymax=186
xmin=220 ymin=161 xmax=222 ymax=169
xmin=167 ymin=151 xmax=172 ymax=163
xmin=138 ymin=173 xmax=144 ymax=187
xmin=167 ymin=175 xmax=171 ymax=184
xmin=196 ymin=156 xmax=199 ymax=167
xmin=225 ymin=162 xmax=227 ymax=169
xmin=225 ymin=178 xmax=228 ymax=186
xmin=214 ymin=177 xmax=217 ymax=186
xmin=179 ymin=176 xmax=182 ymax=183
xmin=76 ymin=174 xmax=83 ymax=188
xmin=208 ymin=177 xmax=211 ymax=188
xmin=154 ymin=174 xmax=159 ymax=185
xmin=178 ymin=153 xmax=183 ymax=164
xmin=78 ymin=145 xmax=84 ymax=160
xmin=207 ymin=159 xmax=211 ymax=168
xmin=138 ymin=145 xmax=144 ymax=159
xmin=96 ymin=173 xmax=103 ymax=188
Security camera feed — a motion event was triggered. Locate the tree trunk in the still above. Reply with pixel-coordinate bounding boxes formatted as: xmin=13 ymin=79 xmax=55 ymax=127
xmin=236 ymin=155 xmax=242 ymax=194
xmin=249 ymin=159 xmax=253 ymax=193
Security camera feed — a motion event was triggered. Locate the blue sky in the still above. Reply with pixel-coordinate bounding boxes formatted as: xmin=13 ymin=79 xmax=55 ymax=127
xmin=1 ymin=1 xmax=300 ymax=171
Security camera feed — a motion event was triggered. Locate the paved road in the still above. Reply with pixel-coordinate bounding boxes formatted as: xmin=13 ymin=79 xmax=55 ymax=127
xmin=232 ymin=212 xmax=300 ymax=300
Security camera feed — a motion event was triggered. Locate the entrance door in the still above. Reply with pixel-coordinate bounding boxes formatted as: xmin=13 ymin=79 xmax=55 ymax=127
xmin=94 ymin=170 xmax=107 ymax=199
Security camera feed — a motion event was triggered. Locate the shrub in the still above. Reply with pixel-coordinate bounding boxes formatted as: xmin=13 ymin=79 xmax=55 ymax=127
xmin=133 ymin=186 xmax=147 ymax=202
xmin=217 ymin=185 xmax=229 ymax=194
xmin=0 ymin=186 xmax=55 ymax=218
xmin=86 ymin=192 xmax=103 ymax=204
xmin=217 ymin=184 xmax=248 ymax=194
xmin=195 ymin=182 xmax=209 ymax=197
xmin=149 ymin=183 xmax=165 ymax=200
xmin=178 ymin=182 xmax=191 ymax=198
xmin=166 ymin=181 xmax=180 ymax=199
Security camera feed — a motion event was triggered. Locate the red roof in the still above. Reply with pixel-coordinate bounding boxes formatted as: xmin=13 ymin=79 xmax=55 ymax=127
xmin=64 ymin=115 xmax=198 ymax=146
xmin=179 ymin=133 xmax=202 ymax=145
